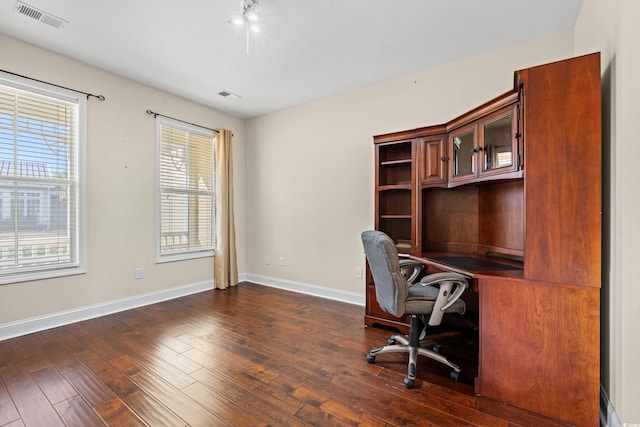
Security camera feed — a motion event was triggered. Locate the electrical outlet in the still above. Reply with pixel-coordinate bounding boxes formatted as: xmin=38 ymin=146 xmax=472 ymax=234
xmin=279 ymin=257 xmax=285 ymax=266
xmin=355 ymin=267 xmax=362 ymax=279
xmin=135 ymin=267 xmax=143 ymax=280
xmin=265 ymin=256 xmax=271 ymax=265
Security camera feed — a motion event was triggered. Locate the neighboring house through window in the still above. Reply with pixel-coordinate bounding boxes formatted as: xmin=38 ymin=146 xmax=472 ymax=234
xmin=0 ymin=72 xmax=86 ymax=284
xmin=156 ymin=117 xmax=214 ymax=262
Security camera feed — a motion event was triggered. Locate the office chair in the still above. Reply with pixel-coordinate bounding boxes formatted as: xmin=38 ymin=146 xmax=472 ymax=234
xmin=361 ymin=230 xmax=469 ymax=388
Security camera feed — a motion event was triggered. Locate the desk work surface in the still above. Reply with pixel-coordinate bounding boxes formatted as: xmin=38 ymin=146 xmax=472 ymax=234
xmin=410 ymin=253 xmax=524 ymax=279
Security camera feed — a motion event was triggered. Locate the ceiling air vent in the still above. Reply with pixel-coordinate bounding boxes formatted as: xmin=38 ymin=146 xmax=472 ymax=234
xmin=218 ymin=90 xmax=241 ymax=100
xmin=15 ymin=1 xmax=68 ymax=29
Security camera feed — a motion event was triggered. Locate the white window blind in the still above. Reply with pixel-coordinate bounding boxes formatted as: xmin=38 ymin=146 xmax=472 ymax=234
xmin=0 ymin=74 xmax=85 ymax=284
xmin=157 ymin=118 xmax=214 ymax=261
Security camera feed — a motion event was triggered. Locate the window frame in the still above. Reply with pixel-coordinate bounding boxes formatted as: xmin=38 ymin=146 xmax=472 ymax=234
xmin=155 ymin=117 xmax=215 ymax=263
xmin=0 ymin=72 xmax=87 ymax=285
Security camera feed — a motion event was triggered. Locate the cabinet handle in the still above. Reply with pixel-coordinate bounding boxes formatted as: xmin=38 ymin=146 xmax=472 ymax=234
xmin=473 ymin=147 xmax=483 ymax=152
xmin=440 ymin=156 xmax=448 ymax=161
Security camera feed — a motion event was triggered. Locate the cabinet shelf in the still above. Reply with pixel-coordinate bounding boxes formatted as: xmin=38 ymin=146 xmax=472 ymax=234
xmin=378 ymin=184 xmax=412 ymax=191
xmin=380 ymin=159 xmax=411 ymax=166
xmin=380 ymin=214 xmax=412 ymax=219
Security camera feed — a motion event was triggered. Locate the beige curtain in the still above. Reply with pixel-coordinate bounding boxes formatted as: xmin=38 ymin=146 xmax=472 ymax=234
xmin=214 ymin=129 xmax=238 ymax=289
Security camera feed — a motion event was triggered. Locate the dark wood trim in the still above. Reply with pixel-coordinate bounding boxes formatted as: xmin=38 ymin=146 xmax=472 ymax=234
xmin=446 ymin=91 xmax=518 ymax=132
xmin=374 ymin=124 xmax=447 ymax=144
xmin=476 ymin=396 xmax=574 ymax=427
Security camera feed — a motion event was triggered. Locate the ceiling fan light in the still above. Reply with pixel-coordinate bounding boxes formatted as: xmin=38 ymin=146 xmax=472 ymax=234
xmin=245 ymin=10 xmax=259 ymax=22
xmin=229 ymin=14 xmax=245 ymax=26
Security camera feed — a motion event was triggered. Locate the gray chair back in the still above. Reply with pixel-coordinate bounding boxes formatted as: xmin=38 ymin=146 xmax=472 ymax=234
xmin=361 ymin=230 xmax=408 ymax=317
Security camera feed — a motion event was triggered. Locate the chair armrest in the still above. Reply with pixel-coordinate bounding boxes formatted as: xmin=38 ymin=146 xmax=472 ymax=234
xmin=419 ymin=272 xmax=468 ymax=326
xmin=399 ymin=259 xmax=424 ymax=285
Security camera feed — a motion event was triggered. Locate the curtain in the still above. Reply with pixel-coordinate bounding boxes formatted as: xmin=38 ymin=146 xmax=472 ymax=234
xmin=213 ymin=129 xmax=238 ymax=289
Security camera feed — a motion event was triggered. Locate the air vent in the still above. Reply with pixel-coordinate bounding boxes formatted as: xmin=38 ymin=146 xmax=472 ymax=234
xmin=218 ymin=90 xmax=241 ymax=100
xmin=15 ymin=1 xmax=68 ymax=29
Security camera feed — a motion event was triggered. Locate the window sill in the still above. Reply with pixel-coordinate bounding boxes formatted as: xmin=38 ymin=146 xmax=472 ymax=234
xmin=156 ymin=250 xmax=214 ymax=264
xmin=0 ymin=266 xmax=87 ymax=286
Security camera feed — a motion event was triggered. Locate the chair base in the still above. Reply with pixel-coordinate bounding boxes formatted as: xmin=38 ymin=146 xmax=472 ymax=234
xmin=366 ymin=316 xmax=462 ymax=388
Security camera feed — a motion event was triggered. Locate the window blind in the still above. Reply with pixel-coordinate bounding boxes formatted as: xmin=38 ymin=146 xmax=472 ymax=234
xmin=0 ymin=81 xmax=81 ymax=281
xmin=158 ymin=119 xmax=214 ymax=258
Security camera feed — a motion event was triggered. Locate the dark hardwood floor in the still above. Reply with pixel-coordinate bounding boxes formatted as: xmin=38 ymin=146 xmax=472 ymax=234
xmin=1 ymin=282 xmax=516 ymax=426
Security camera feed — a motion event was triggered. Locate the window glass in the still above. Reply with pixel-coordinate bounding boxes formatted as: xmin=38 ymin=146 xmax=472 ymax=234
xmin=0 ymin=73 xmax=86 ymax=284
xmin=157 ymin=118 xmax=214 ymax=262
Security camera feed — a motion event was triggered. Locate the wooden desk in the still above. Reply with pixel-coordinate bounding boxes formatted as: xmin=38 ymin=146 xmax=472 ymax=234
xmin=409 ymin=252 xmax=523 ymax=279
xmin=369 ymin=54 xmax=602 ymax=426
xmin=409 ymin=251 xmax=599 ymax=427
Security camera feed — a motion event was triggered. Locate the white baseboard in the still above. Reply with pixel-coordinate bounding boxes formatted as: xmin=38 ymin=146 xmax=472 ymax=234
xmin=0 ymin=274 xmax=363 ymax=341
xmin=243 ymin=273 xmax=365 ymax=306
xmin=0 ymin=280 xmax=214 ymax=341
xmin=602 ymin=385 xmax=623 ymax=427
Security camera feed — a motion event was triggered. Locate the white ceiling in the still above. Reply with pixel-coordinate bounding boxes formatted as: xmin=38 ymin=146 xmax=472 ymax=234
xmin=0 ymin=0 xmax=583 ymax=119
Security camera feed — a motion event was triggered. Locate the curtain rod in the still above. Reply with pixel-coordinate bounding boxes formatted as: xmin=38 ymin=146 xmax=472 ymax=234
xmin=0 ymin=69 xmax=106 ymax=101
xmin=146 ymin=109 xmax=219 ymax=134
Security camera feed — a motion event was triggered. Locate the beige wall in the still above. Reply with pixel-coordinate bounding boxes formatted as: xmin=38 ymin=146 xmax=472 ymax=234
xmin=0 ymin=34 xmax=246 ymax=324
xmin=575 ymin=0 xmax=640 ymax=423
xmin=245 ymin=31 xmax=574 ymax=295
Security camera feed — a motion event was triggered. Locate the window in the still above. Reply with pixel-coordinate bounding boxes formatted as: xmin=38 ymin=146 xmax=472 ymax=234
xmin=157 ymin=118 xmax=214 ymax=262
xmin=0 ymin=73 xmax=86 ymax=284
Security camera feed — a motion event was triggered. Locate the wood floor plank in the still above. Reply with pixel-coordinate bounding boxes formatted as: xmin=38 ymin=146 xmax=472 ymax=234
xmin=181 ymin=347 xmax=260 ymax=391
xmin=0 ymin=365 xmax=65 ymax=427
xmin=73 ymin=349 xmax=188 ymax=426
xmin=107 ymin=354 xmax=145 ymax=378
xmin=69 ymin=330 xmax=129 ymax=363
xmin=190 ymin=366 xmax=310 ymax=426
xmin=295 ymin=403 xmax=359 ymax=427
xmin=74 ymin=349 xmax=139 ymax=397
xmin=0 ymin=340 xmax=20 ymax=369
xmin=180 ymin=339 xmax=278 ymax=384
xmin=151 ymin=332 xmax=194 ymax=354
xmin=61 ymin=364 xmax=115 ymax=407
xmin=112 ymin=337 xmax=197 ymax=390
xmin=120 ymin=390 xmax=187 ymax=427
xmin=56 ymin=332 xmax=89 ymax=355
xmin=357 ymin=413 xmax=394 ymax=427
xmin=38 ymin=338 xmax=82 ymax=374
xmin=181 ymin=381 xmax=267 ymax=427
xmin=292 ymin=384 xmax=367 ymax=426
xmin=7 ymin=335 xmax=42 ymax=362
xmin=130 ymin=369 xmax=225 ymax=426
xmin=133 ymin=336 xmax=202 ymax=374
xmin=0 ymin=282 xmax=530 ymax=426
xmin=0 ymin=377 xmax=21 ymax=426
xmin=30 ymin=365 xmax=78 ymax=405
xmin=93 ymin=398 xmax=146 ymax=427
xmin=54 ymin=395 xmax=107 ymax=427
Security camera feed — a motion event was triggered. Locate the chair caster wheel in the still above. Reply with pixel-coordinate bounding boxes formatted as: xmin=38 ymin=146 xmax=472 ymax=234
xmin=366 ymin=354 xmax=376 ymax=364
xmin=450 ymin=371 xmax=460 ymax=382
xmin=432 ymin=344 xmax=442 ymax=353
xmin=403 ymin=378 xmax=414 ymax=388
xmin=387 ymin=338 xmax=396 ymax=345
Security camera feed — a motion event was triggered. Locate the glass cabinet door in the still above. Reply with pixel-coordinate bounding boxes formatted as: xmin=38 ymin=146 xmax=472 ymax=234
xmin=450 ymin=124 xmax=476 ymax=181
xmin=480 ymin=106 xmax=517 ymax=175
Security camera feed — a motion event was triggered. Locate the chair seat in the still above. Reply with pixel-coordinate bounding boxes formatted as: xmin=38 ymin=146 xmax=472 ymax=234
xmin=406 ymin=283 xmax=466 ymax=315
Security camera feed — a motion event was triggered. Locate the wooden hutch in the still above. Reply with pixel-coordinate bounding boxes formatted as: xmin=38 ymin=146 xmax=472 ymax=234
xmin=367 ymin=53 xmax=601 ymax=427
